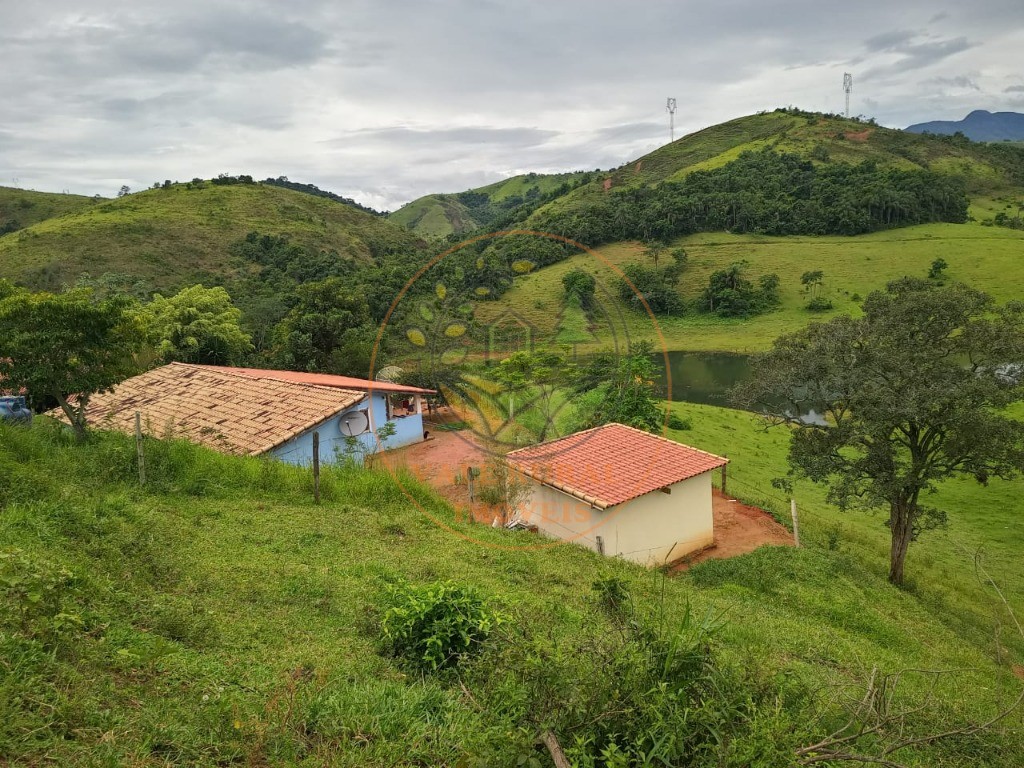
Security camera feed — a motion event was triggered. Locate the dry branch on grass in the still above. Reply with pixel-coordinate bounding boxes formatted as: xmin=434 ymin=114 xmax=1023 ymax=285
xmin=797 ymin=554 xmax=1024 ymax=766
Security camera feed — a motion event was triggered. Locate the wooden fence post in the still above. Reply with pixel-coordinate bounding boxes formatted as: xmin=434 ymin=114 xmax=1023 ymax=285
xmin=791 ymin=498 xmax=800 ymax=547
xmin=313 ymin=431 xmax=321 ymax=504
xmin=134 ymin=411 xmax=145 ymax=486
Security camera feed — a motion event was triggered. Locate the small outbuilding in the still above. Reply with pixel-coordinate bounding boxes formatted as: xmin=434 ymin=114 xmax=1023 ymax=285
xmin=50 ymin=363 xmax=434 ymax=464
xmin=506 ymin=423 xmax=728 ymax=566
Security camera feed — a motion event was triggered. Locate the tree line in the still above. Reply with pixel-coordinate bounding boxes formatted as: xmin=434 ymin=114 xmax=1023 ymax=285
xmin=532 ymin=149 xmax=968 ymax=246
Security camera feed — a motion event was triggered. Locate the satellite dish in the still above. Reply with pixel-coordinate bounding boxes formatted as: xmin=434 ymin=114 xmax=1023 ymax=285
xmin=340 ymin=409 xmax=370 ymax=436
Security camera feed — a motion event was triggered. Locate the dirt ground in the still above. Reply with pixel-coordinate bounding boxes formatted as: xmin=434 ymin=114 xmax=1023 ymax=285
xmin=376 ymin=427 xmax=496 ymax=522
xmin=670 ymin=490 xmax=793 ymax=571
xmin=378 ymin=427 xmax=794 ymax=562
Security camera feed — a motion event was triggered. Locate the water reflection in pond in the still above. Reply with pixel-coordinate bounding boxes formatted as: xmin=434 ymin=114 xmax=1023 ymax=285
xmin=650 ymin=351 xmax=827 ymax=425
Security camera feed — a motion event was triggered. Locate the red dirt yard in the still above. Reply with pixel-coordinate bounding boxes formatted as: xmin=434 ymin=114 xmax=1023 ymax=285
xmin=378 ymin=428 xmax=793 ymax=564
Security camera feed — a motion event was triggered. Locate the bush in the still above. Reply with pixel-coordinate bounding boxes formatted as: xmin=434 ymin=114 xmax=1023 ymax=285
xmin=805 ymin=296 xmax=834 ymax=312
xmin=667 ymin=413 xmax=692 ymax=431
xmin=380 ymin=581 xmax=502 ymax=671
xmin=0 ymin=548 xmax=83 ymax=646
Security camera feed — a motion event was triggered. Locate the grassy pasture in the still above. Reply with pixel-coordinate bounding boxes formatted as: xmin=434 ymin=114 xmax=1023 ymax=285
xmin=1 ymin=406 xmax=1022 ymax=765
xmin=475 ymin=223 xmax=1024 ymax=353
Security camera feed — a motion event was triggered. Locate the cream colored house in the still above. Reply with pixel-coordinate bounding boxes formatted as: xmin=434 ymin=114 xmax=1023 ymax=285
xmin=506 ymin=423 xmax=728 ymax=566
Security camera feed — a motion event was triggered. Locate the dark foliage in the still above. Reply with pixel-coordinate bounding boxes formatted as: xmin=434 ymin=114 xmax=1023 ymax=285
xmin=533 ymin=149 xmax=968 ymax=247
xmin=262 ymin=177 xmax=386 ymax=216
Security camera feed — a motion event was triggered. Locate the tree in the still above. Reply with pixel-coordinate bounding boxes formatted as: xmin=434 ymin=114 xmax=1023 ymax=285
xmin=272 ymin=277 xmax=373 ymax=376
xmin=735 ymin=279 xmax=1024 ymax=585
xmin=0 ymin=287 xmax=144 ymax=440
xmin=800 ymin=270 xmax=824 ymax=297
xmin=493 ymin=349 xmax=574 ymax=441
xmin=572 ymin=342 xmax=662 ymax=432
xmin=928 ymin=258 xmax=948 ymax=280
xmin=644 ymin=240 xmax=666 ymax=269
xmin=141 ymin=285 xmax=253 ymax=366
xmin=561 ymin=268 xmax=596 ymax=309
xmin=117 ymin=185 xmax=131 ymax=197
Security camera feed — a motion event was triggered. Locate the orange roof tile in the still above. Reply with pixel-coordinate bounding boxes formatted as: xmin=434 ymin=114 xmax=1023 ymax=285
xmin=506 ymin=423 xmax=728 ymax=509
xmin=47 ymin=363 xmax=366 ymax=456
xmin=197 ymin=365 xmax=435 ymax=394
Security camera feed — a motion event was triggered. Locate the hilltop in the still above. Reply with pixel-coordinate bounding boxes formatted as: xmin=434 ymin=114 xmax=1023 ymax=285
xmin=0 ymin=186 xmax=104 ymax=235
xmin=523 ymin=110 xmax=1024 ymax=227
xmin=907 ymin=110 xmax=1024 ymax=143
xmin=389 ymin=170 xmax=596 ymax=239
xmin=0 ymin=180 xmax=425 ymax=293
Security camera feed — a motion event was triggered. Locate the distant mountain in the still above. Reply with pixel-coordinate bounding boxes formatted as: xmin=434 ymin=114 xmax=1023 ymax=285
xmin=906 ymin=110 xmax=1024 ymax=142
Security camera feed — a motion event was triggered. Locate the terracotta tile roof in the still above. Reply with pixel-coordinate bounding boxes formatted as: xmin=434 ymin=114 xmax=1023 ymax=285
xmin=48 ymin=363 xmax=365 ymax=456
xmin=198 ymin=365 xmax=435 ymax=394
xmin=506 ymin=423 xmax=728 ymax=509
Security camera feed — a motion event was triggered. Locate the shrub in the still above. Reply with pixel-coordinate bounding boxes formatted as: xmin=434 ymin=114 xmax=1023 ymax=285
xmin=667 ymin=413 xmax=692 ymax=431
xmin=591 ymin=576 xmax=630 ymax=616
xmin=805 ymin=296 xmax=834 ymax=312
xmin=380 ymin=581 xmax=502 ymax=671
xmin=0 ymin=548 xmax=83 ymax=645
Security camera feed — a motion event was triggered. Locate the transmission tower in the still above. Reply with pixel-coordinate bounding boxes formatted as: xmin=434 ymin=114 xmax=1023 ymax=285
xmin=843 ymin=73 xmax=853 ymax=118
xmin=666 ymin=97 xmax=677 ymax=142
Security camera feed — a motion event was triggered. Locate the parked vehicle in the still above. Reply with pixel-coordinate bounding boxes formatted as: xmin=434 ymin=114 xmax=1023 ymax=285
xmin=0 ymin=396 xmax=32 ymax=424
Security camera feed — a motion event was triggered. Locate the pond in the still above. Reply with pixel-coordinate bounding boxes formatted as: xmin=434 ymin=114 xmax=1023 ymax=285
xmin=650 ymin=351 xmax=827 ymax=425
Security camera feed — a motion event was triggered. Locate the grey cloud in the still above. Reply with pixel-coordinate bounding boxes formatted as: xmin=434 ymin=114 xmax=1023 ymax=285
xmin=927 ymin=75 xmax=981 ymax=90
xmin=864 ymin=29 xmax=917 ymax=52
xmin=1 ymin=0 xmax=1022 ymax=209
xmin=340 ymin=126 xmax=559 ymax=148
xmin=1005 ymin=85 xmax=1024 ymax=93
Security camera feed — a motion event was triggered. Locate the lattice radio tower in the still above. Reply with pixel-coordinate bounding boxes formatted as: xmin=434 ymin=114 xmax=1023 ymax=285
xmin=666 ymin=97 xmax=677 ymax=142
xmin=843 ymin=73 xmax=853 ymax=118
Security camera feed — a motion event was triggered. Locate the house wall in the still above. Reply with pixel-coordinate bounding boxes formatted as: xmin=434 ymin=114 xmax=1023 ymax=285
xmin=269 ymin=391 xmax=425 ymax=466
xmin=517 ymin=472 xmax=715 ymax=566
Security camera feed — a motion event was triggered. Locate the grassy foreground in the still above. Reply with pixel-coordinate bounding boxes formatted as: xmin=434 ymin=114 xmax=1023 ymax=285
xmin=1 ymin=417 xmax=1021 ymax=766
xmin=475 ymin=223 xmax=1024 ymax=353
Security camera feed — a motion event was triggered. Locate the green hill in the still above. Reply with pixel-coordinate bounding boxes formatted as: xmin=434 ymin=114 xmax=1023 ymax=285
xmin=0 ymin=186 xmax=104 ymax=235
xmin=0 ymin=181 xmax=424 ymax=292
xmin=526 ymin=110 xmax=1024 ymax=225
xmin=2 ymin=411 xmax=1021 ymax=766
xmin=389 ymin=170 xmax=595 ymax=239
xmin=457 ymin=111 xmax=1024 ymax=353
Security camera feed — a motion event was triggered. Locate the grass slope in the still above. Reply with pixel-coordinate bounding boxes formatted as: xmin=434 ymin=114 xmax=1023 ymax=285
xmin=389 ymin=171 xmax=587 ymax=239
xmin=475 ymin=222 xmax=1024 ymax=353
xmin=0 ymin=182 xmax=424 ymax=292
xmin=0 ymin=416 xmax=1021 ymax=765
xmin=0 ymin=186 xmax=104 ymax=232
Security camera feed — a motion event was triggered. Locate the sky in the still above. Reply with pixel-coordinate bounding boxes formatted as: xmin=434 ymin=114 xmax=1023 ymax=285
xmin=2 ymin=0 xmax=1022 ymax=211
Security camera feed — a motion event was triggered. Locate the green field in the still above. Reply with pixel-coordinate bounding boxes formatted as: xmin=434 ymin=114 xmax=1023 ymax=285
xmin=1 ymin=405 xmax=1022 ymax=765
xmin=0 ymin=182 xmax=421 ymax=292
xmin=476 ymin=223 xmax=1024 ymax=353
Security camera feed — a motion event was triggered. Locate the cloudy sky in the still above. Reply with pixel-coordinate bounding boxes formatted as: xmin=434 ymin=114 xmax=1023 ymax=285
xmin=2 ymin=0 xmax=1022 ymax=210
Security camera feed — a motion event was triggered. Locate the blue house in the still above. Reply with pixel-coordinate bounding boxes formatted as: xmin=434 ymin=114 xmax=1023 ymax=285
xmin=57 ymin=363 xmax=435 ymax=465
